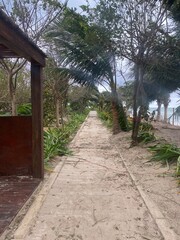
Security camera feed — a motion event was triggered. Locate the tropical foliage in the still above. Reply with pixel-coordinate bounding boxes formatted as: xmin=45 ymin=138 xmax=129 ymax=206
xmin=137 ymin=132 xmax=156 ymax=144
xmin=44 ymin=111 xmax=88 ymax=166
xmin=149 ymin=143 xmax=180 ymax=166
xmin=0 ymin=0 xmax=66 ymax=116
xmin=82 ymin=0 xmax=180 ymax=144
xmin=17 ymin=103 xmax=32 ymax=116
xmin=45 ymin=8 xmax=128 ymax=134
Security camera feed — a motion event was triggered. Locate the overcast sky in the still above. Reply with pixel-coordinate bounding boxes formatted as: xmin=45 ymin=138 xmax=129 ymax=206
xmin=66 ymin=0 xmax=95 ymax=10
xmin=67 ymin=0 xmax=84 ymax=9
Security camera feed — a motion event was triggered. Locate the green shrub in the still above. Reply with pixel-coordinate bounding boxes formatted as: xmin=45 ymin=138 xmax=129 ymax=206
xmin=98 ymin=110 xmax=111 ymax=121
xmin=117 ymin=102 xmax=129 ymax=131
xmin=17 ymin=103 xmax=32 ymax=116
xmin=148 ymin=143 xmax=180 ymax=166
xmin=176 ymin=156 xmax=180 ymax=176
xmin=97 ymin=110 xmax=113 ymax=128
xmin=44 ymin=111 xmax=88 ymax=167
xmin=44 ymin=128 xmax=70 ymax=164
xmin=127 ymin=118 xmax=133 ymax=130
xmin=139 ymin=122 xmax=153 ymax=132
xmin=138 ymin=131 xmax=156 ymax=144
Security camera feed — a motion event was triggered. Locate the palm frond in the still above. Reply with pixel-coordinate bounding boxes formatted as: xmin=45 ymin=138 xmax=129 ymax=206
xmin=55 ymin=67 xmax=97 ymax=87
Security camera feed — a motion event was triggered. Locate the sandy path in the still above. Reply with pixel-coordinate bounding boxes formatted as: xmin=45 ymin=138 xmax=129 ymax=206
xmin=152 ymin=122 xmax=180 ymax=147
xmin=111 ymin=126 xmax=180 ymax=239
xmin=13 ymin=111 xmax=166 ymax=240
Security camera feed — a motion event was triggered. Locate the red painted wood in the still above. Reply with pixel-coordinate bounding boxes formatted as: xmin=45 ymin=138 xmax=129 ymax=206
xmin=0 ymin=116 xmax=32 ymax=176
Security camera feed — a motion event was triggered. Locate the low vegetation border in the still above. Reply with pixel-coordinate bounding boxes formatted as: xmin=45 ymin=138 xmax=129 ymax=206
xmin=43 ymin=110 xmax=89 ymax=169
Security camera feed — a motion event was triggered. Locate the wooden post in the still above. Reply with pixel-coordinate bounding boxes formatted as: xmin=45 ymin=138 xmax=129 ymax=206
xmin=31 ymin=62 xmax=44 ymax=179
xmin=172 ymin=108 xmax=175 ymax=126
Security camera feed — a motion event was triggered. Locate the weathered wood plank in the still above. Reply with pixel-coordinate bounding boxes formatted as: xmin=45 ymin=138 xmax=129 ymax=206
xmin=0 ymin=176 xmax=40 ymax=236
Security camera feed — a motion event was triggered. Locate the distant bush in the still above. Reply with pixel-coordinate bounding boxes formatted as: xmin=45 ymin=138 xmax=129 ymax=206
xmin=97 ymin=110 xmax=113 ymax=128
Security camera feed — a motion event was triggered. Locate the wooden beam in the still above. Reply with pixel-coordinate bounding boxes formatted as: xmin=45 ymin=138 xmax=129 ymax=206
xmin=0 ymin=21 xmax=46 ymax=66
xmin=0 ymin=36 xmax=29 ymax=59
xmin=31 ymin=62 xmax=44 ymax=179
xmin=0 ymin=43 xmax=20 ymax=58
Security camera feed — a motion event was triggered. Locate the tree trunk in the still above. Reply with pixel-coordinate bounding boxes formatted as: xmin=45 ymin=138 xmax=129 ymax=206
xmin=55 ymin=97 xmax=60 ymax=128
xmin=132 ymin=64 xmax=141 ymax=145
xmin=132 ymin=80 xmax=138 ymax=143
xmin=11 ymin=92 xmax=17 ymax=116
xmin=111 ymin=99 xmax=120 ymax=134
xmin=132 ymin=106 xmax=142 ymax=144
xmin=8 ymin=73 xmax=17 ymax=116
xmin=131 ymin=63 xmax=147 ymax=145
xmin=164 ymin=103 xmax=168 ymax=123
xmin=110 ymin=62 xmax=128 ymax=134
xmin=156 ymin=99 xmax=161 ymax=121
xmin=60 ymin=97 xmax=64 ymax=128
xmin=110 ymin=80 xmax=121 ymax=134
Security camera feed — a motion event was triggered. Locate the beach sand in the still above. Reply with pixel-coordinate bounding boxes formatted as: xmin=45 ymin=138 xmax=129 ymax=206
xmin=152 ymin=121 xmax=180 ymax=147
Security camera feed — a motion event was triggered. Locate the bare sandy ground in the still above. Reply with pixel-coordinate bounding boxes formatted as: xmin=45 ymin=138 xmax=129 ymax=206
xmin=111 ymin=122 xmax=180 ymax=239
xmin=5 ymin=111 xmax=180 ymax=240
xmin=152 ymin=121 xmax=180 ymax=147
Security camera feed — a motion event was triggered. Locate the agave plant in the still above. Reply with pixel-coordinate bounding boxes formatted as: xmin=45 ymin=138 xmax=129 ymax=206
xmin=176 ymin=156 xmax=180 ymax=176
xmin=44 ymin=128 xmax=69 ymax=164
xmin=148 ymin=143 xmax=180 ymax=165
xmin=138 ymin=131 xmax=156 ymax=144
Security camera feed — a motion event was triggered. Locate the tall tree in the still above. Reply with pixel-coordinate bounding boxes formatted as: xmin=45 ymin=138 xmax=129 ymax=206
xmin=46 ymin=8 xmax=128 ymax=133
xmin=83 ymin=0 xmax=177 ymax=144
xmin=164 ymin=0 xmax=180 ymax=24
xmin=0 ymin=66 xmax=31 ymax=114
xmin=44 ymin=58 xmax=69 ymax=127
xmin=0 ymin=0 xmax=66 ymax=115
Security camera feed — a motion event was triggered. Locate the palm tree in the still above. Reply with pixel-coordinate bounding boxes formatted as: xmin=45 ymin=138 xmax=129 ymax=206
xmin=46 ymin=8 xmax=128 ymax=133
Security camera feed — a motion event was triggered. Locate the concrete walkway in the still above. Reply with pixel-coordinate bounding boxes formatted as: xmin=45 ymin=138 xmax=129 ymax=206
xmin=12 ymin=111 xmax=168 ymax=240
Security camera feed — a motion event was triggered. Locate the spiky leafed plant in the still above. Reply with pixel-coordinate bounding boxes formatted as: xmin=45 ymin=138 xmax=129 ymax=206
xmin=148 ymin=143 xmax=180 ymax=171
xmin=45 ymin=8 xmax=128 ymax=133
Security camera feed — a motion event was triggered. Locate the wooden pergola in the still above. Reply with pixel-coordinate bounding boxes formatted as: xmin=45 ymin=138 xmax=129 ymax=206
xmin=0 ymin=10 xmax=46 ymax=179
